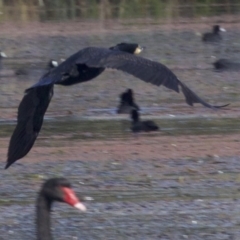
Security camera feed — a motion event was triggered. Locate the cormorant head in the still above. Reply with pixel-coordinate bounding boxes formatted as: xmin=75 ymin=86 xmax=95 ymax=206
xmin=110 ymin=43 xmax=144 ymax=54
xmin=125 ymin=89 xmax=134 ymax=104
xmin=127 ymin=88 xmax=133 ymax=96
xmin=213 ymin=25 xmax=226 ymax=33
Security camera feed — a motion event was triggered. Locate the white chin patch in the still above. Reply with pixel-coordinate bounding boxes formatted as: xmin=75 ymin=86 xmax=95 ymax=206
xmin=1 ymin=52 xmax=7 ymax=58
xmin=220 ymin=28 xmax=226 ymax=32
xmin=52 ymin=61 xmax=58 ymax=67
xmin=134 ymin=47 xmax=142 ymax=55
xmin=74 ymin=202 xmax=87 ymax=212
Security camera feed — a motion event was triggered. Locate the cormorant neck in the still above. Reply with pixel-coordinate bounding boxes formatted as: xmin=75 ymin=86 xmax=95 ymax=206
xmin=128 ymin=98 xmax=133 ymax=105
xmin=132 ymin=114 xmax=139 ymax=123
xmin=36 ymin=194 xmax=53 ymax=240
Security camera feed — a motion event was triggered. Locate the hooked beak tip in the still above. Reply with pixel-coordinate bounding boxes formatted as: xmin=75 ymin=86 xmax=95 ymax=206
xmin=74 ymin=202 xmax=87 ymax=212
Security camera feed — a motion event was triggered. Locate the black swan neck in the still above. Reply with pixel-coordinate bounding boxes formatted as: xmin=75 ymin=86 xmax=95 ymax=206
xmin=36 ymin=194 xmax=53 ymax=240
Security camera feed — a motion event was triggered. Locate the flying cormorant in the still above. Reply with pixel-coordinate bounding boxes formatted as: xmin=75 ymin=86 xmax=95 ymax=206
xmin=5 ymin=43 xmax=228 ymax=169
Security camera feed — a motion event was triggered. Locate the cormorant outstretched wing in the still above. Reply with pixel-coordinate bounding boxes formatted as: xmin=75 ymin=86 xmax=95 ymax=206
xmin=6 ymin=45 xmax=229 ymax=169
xmin=30 ymin=49 xmax=105 ymax=88
xmin=76 ymin=47 xmax=228 ymax=108
xmin=5 ymin=85 xmax=53 ymax=169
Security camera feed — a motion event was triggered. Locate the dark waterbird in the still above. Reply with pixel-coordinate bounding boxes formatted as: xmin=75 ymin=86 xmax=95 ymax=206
xmin=117 ymin=88 xmax=140 ymax=114
xmin=5 ymin=42 xmax=229 ymax=169
xmin=36 ymin=178 xmax=86 ymax=240
xmin=213 ymin=58 xmax=240 ymax=71
xmin=15 ymin=59 xmax=59 ymax=76
xmin=131 ymin=109 xmax=159 ymax=133
xmin=202 ymin=25 xmax=226 ymax=43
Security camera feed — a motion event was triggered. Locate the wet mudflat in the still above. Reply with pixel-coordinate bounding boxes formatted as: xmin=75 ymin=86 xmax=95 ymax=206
xmin=0 ymin=154 xmax=240 ymax=240
xmin=0 ymin=118 xmax=240 ymax=239
xmin=1 ymin=20 xmax=240 ymax=239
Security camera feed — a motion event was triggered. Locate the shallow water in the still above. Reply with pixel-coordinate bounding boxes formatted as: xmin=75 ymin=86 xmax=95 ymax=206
xmin=1 ymin=116 xmax=240 ymax=141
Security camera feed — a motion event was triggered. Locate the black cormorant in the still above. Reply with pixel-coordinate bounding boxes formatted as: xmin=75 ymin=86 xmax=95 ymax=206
xmin=5 ymin=42 xmax=228 ymax=169
xmin=117 ymin=89 xmax=140 ymax=114
xmin=213 ymin=59 xmax=240 ymax=71
xmin=131 ymin=109 xmax=159 ymax=132
xmin=202 ymin=25 xmax=226 ymax=42
xmin=15 ymin=59 xmax=59 ymax=76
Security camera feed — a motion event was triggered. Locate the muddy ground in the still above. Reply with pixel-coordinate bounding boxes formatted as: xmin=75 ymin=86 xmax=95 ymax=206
xmin=1 ymin=133 xmax=240 ymax=240
xmin=0 ymin=19 xmax=240 ymax=239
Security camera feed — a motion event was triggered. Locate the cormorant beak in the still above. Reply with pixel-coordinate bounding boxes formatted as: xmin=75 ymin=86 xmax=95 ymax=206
xmin=220 ymin=27 xmax=226 ymax=32
xmin=134 ymin=45 xmax=145 ymax=54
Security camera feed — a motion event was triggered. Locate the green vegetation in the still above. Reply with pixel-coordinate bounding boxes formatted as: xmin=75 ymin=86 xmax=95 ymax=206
xmin=1 ymin=116 xmax=240 ymax=143
xmin=0 ymin=0 xmax=239 ymax=22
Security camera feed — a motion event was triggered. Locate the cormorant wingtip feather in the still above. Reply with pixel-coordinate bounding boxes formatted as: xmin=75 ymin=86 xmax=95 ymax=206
xmin=5 ymin=161 xmax=11 ymax=169
xmin=212 ymin=103 xmax=230 ymax=109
